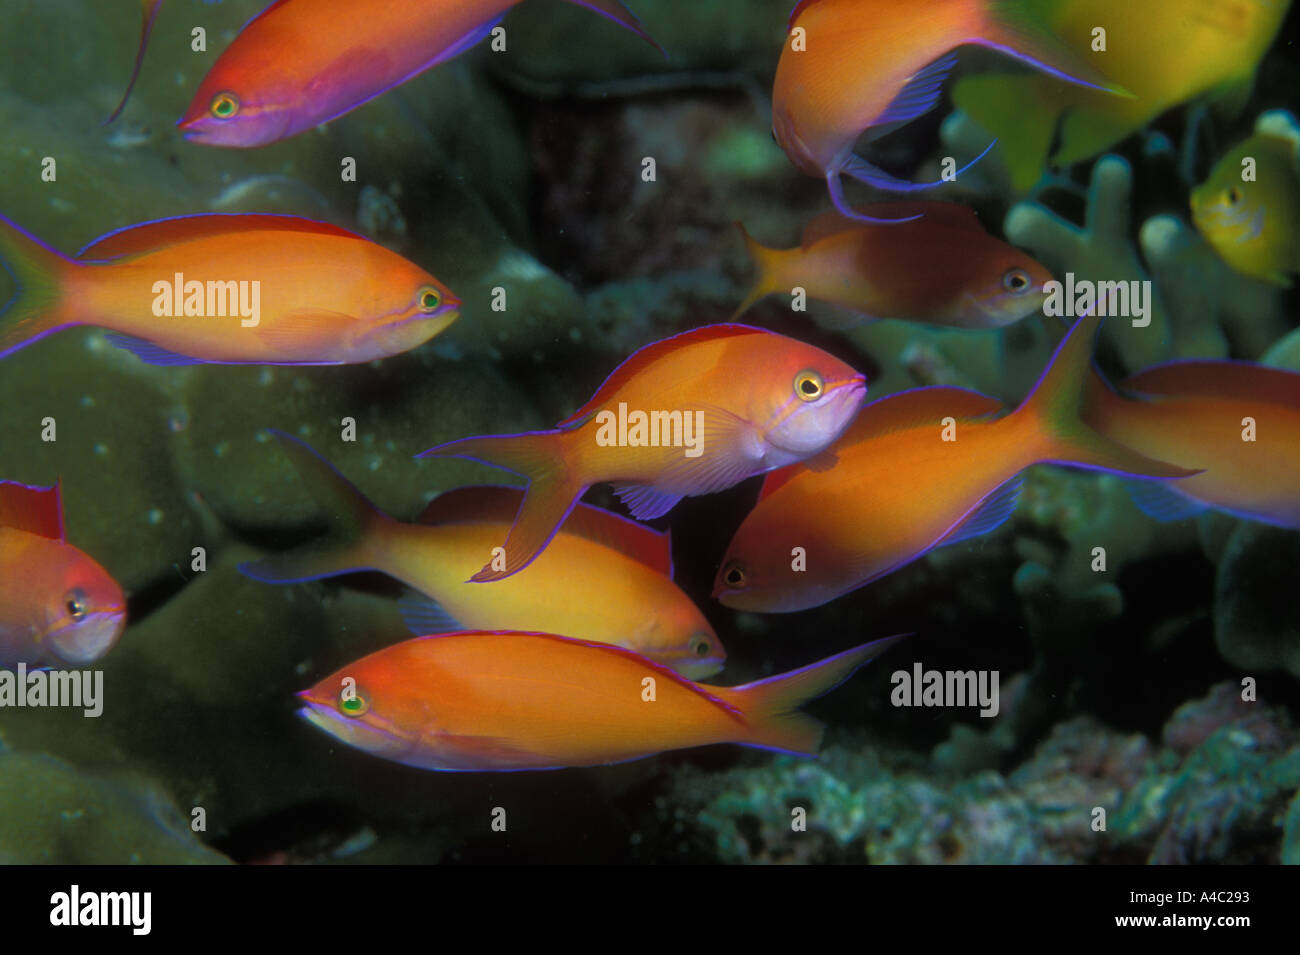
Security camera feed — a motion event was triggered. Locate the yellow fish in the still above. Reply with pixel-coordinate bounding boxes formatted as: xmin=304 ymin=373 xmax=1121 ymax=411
xmin=239 ymin=432 xmax=726 ymax=678
xmin=1191 ymin=113 xmax=1300 ymax=288
xmin=953 ymin=0 xmax=1291 ymax=190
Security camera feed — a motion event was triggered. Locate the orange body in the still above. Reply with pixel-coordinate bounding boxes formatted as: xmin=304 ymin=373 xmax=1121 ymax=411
xmin=422 ymin=325 xmax=867 ymax=581
xmin=0 ymin=483 xmax=126 ymax=668
xmin=714 ymin=315 xmax=1197 ymax=612
xmin=1086 ymin=361 xmax=1300 ymax=527
xmin=772 ymin=0 xmax=1116 ymax=212
xmin=178 ymin=0 xmax=656 ymax=147
xmin=735 ymin=201 xmax=1053 ymax=327
xmin=299 ymin=631 xmax=902 ymax=771
xmin=239 ymin=432 xmax=725 ymax=677
xmin=0 ymin=213 xmax=459 ymax=365
xmin=775 ymin=0 xmax=985 ymax=177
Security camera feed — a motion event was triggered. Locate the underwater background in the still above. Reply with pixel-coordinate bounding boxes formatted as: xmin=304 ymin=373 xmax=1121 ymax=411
xmin=0 ymin=0 xmax=1298 ymax=864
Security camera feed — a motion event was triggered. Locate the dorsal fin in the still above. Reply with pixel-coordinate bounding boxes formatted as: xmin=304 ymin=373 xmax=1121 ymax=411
xmin=417 ymin=486 xmax=674 ymax=577
xmin=802 ymin=201 xmax=986 ymax=249
xmin=1122 ymin=360 xmax=1300 ymax=407
xmin=76 ymin=213 xmax=366 ymax=262
xmin=788 ymin=0 xmax=825 ymax=30
xmin=0 ymin=480 xmax=65 ymax=541
xmin=554 ymin=324 xmax=769 ymax=429
xmin=247 ymin=0 xmax=296 ymax=30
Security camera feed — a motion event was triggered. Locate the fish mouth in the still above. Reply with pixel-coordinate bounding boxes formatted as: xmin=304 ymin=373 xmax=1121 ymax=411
xmin=45 ymin=610 xmax=126 ymax=667
xmin=676 ymin=657 xmax=726 ymax=681
xmin=765 ymin=376 xmax=866 ymax=457
xmin=177 ymin=105 xmax=290 ymax=149
xmin=296 ymin=696 xmax=414 ymax=762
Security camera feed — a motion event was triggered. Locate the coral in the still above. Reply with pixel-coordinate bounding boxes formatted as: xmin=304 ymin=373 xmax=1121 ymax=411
xmin=668 ymin=683 xmax=1299 ymax=864
xmin=1003 ymin=153 xmax=1288 ymax=372
xmin=1284 ymin=788 xmax=1300 ymax=865
xmin=0 ymin=751 xmax=230 ymax=864
xmin=1213 ymin=522 xmax=1300 ymax=677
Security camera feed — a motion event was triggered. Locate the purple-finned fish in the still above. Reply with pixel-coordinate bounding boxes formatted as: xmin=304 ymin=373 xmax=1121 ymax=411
xmin=772 ymin=0 xmax=1125 ymax=221
xmin=177 ymin=0 xmax=661 ymax=147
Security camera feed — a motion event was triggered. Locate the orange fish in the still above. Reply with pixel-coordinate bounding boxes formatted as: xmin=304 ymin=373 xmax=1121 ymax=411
xmin=734 ymin=201 xmax=1053 ymax=328
xmin=419 ymin=324 xmax=867 ymax=582
xmin=0 ymin=481 xmax=126 ymax=668
xmin=0 ymin=212 xmax=459 ymax=365
xmin=239 ymin=431 xmax=726 ymax=678
xmin=714 ymin=314 xmax=1197 ymax=613
xmin=773 ymin=0 xmax=1121 ymax=219
xmin=178 ymin=0 xmax=659 ymax=147
xmin=298 ymin=631 xmax=903 ymax=770
xmin=1085 ymin=360 xmax=1300 ymax=528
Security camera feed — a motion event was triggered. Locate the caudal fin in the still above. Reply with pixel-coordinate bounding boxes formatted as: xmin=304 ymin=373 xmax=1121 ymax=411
xmin=0 ymin=215 xmax=73 ymax=360
xmin=238 ymin=430 xmax=394 ymax=584
xmin=729 ymin=223 xmax=781 ymax=320
xmin=418 ymin=430 xmax=580 ymax=582
xmin=716 ymin=635 xmax=907 ymax=756
xmin=106 ymin=0 xmax=165 ymax=124
xmin=562 ymin=0 xmax=663 ymax=54
xmin=951 ymin=73 xmax=1062 ymax=191
xmin=977 ymin=0 xmax=1131 ymax=97
xmin=1014 ymin=314 xmax=1200 ymax=479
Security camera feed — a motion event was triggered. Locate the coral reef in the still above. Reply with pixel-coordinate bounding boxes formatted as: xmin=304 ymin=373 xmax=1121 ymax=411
xmin=669 ymin=682 xmax=1300 ymax=864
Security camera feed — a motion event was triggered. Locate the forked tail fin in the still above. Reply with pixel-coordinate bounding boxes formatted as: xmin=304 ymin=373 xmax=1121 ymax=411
xmin=0 ymin=214 xmax=74 ymax=360
xmin=418 ymin=430 xmax=582 ymax=582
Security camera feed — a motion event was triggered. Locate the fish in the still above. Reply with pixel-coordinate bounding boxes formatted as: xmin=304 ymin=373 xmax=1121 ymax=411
xmin=713 ymin=313 xmax=1199 ymax=613
xmin=109 ymin=0 xmax=227 ymax=124
xmin=106 ymin=1 xmax=165 ymax=124
xmin=1084 ymin=360 xmax=1300 ymax=528
xmin=953 ymin=0 xmax=1291 ymax=190
xmin=178 ymin=0 xmax=661 ymax=148
xmin=238 ymin=431 xmax=726 ymax=679
xmin=0 ymin=212 xmax=460 ymax=365
xmin=732 ymin=200 xmax=1054 ymax=328
xmin=297 ymin=630 xmax=904 ymax=771
xmin=0 ymin=481 xmax=126 ymax=668
xmin=773 ymin=0 xmax=1122 ymax=220
xmin=1190 ymin=116 xmax=1300 ymax=288
xmin=418 ymin=324 xmax=868 ymax=582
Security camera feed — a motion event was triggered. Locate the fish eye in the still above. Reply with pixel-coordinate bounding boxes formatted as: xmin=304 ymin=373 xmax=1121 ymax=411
xmin=338 ymin=687 xmax=370 ymax=718
xmin=793 ymin=370 xmax=824 ymax=402
xmin=416 ymin=286 xmax=441 ymax=313
xmin=722 ymin=563 xmax=747 ymax=589
xmin=1227 ymin=186 xmax=1243 ymax=205
xmin=1002 ymin=268 xmax=1032 ymax=294
xmin=210 ymin=92 xmax=240 ymax=120
xmin=63 ymin=589 xmax=88 ymax=621
xmin=693 ymin=638 xmax=712 ymax=658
